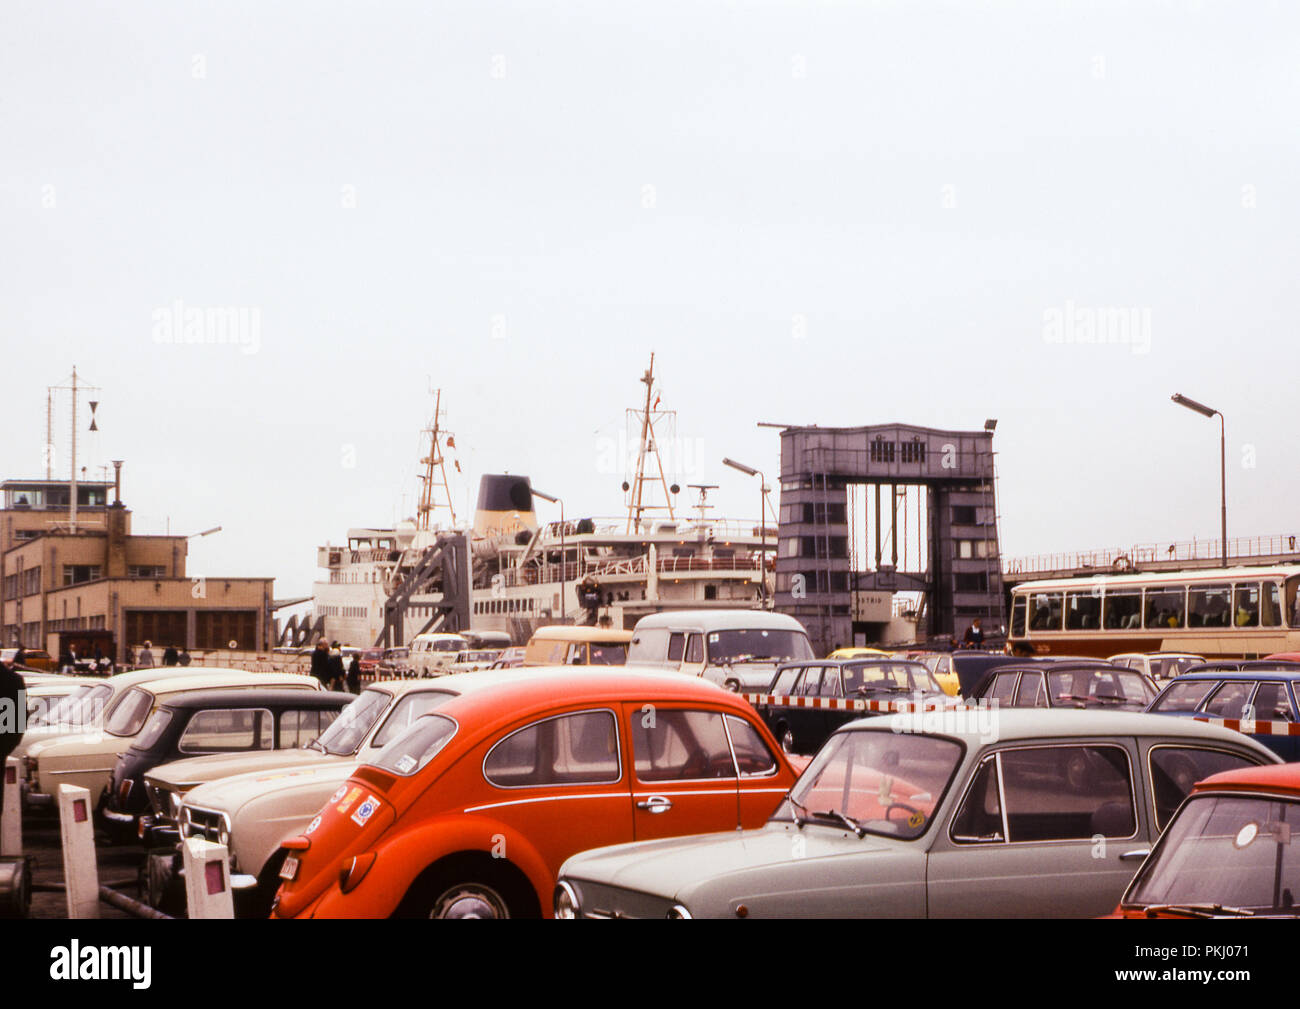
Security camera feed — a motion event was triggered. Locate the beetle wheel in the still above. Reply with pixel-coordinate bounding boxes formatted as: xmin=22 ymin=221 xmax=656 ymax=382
xmin=428 ymin=881 xmax=512 ymax=919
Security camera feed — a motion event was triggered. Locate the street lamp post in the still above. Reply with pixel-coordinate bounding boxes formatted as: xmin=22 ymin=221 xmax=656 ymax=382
xmin=723 ymin=457 xmax=769 ymax=607
xmin=1171 ymin=393 xmax=1227 ymax=568
xmin=532 ymin=489 xmax=565 ymax=620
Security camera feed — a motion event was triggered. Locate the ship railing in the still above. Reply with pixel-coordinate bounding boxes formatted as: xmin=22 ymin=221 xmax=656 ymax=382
xmin=533 ymin=517 xmax=771 ymax=542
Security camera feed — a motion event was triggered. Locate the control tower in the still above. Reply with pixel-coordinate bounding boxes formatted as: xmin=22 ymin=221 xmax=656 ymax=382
xmin=773 ymin=423 xmax=1004 ymax=655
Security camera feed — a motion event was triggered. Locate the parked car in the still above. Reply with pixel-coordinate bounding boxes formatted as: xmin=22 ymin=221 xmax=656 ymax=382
xmin=910 ymin=653 xmax=961 ymax=696
xmin=758 ymin=659 xmax=953 ymax=755
xmin=522 ymin=626 xmax=632 ymax=667
xmin=1145 ymin=666 xmax=1300 ymax=760
xmin=21 ymin=676 xmax=99 ymax=721
xmin=488 ymin=646 xmax=527 ymax=669
xmin=271 ymin=667 xmax=798 ymax=919
xmin=14 ymin=667 xmax=275 ymax=792
xmin=357 ymin=648 xmax=384 ymax=676
xmin=442 ymin=649 xmax=504 ymax=674
xmin=101 ymin=688 xmax=353 ymax=839
xmin=1108 ymin=652 xmax=1205 ymax=681
xmin=21 ymin=670 xmax=320 ymax=811
xmin=969 ymin=661 xmax=1157 ymax=712
xmin=378 ymin=647 xmax=411 ymax=678
xmin=927 ymin=650 xmax=1045 ymax=698
xmin=409 ymin=633 xmax=470 ymax=676
xmin=164 ymin=676 xmax=502 ymax=915
xmin=2 ymin=647 xmax=55 ymax=671
xmin=1116 ymin=762 xmax=1300 ymax=917
xmin=826 ymin=647 xmax=891 ymax=660
xmin=553 ymin=710 xmax=1279 ymax=919
xmin=627 ymin=609 xmax=814 ymax=692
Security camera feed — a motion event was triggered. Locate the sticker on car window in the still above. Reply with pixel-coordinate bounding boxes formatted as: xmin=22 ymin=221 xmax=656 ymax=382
xmin=351 ymin=794 xmax=381 ymax=827
xmin=1234 ymin=822 xmax=1258 ymax=848
xmin=329 ymin=785 xmax=348 ymax=804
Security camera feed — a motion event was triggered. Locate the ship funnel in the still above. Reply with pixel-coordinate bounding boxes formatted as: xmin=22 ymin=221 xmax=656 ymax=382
xmin=474 ymin=474 xmax=538 ymax=538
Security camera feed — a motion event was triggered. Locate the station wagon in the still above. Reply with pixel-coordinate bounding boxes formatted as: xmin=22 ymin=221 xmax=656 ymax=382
xmin=554 ymin=710 xmax=1278 ymax=918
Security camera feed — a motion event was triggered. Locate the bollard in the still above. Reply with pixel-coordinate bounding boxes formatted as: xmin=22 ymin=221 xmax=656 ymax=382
xmin=2 ymin=758 xmax=20 ymax=856
xmin=57 ymin=784 xmax=99 ymax=919
xmin=181 ymin=836 xmax=235 ymax=918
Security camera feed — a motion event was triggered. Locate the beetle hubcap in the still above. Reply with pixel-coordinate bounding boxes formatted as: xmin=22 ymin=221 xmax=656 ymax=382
xmin=432 ymin=884 xmax=510 ymax=919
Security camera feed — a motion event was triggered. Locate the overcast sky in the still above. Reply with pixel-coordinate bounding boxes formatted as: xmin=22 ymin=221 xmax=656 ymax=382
xmin=3 ymin=1 xmax=1297 ymax=599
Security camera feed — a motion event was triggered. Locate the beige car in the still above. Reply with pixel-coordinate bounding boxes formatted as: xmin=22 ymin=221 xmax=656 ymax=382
xmin=164 ymin=676 xmax=499 ymax=914
xmin=23 ymin=670 xmax=319 ymax=809
xmin=522 ymin=625 xmax=631 ymax=666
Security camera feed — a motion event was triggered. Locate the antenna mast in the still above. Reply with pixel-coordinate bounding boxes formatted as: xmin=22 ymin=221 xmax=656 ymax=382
xmin=625 ymin=353 xmax=678 ymax=534
xmin=417 ymin=388 xmax=459 ymax=530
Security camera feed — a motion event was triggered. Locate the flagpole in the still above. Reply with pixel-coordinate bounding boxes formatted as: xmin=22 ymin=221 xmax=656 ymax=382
xmin=70 ymin=366 xmax=78 ymax=534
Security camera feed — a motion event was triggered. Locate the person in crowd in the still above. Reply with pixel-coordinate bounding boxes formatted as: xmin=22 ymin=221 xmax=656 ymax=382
xmin=162 ymin=643 xmax=179 ymax=666
xmin=346 ymin=648 xmax=361 ymax=694
xmin=327 ymin=642 xmax=346 ymax=692
xmin=0 ymin=658 xmax=24 ymax=840
xmin=137 ymin=641 xmax=156 ymax=667
xmin=962 ymin=618 xmax=984 ymax=648
xmin=310 ymin=639 xmax=331 ymax=687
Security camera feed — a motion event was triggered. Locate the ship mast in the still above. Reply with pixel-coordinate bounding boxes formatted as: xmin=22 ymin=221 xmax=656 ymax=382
xmin=417 ymin=388 xmax=459 ymax=530
xmin=624 ymin=353 xmax=678 ymax=534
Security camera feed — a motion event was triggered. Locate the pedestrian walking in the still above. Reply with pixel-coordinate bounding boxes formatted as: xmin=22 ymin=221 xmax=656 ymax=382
xmin=137 ymin=641 xmax=156 ymax=668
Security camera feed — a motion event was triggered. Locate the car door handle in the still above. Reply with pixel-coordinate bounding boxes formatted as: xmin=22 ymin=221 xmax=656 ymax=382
xmin=1119 ymin=849 xmax=1151 ymax=862
xmin=636 ymin=796 xmax=673 ymax=814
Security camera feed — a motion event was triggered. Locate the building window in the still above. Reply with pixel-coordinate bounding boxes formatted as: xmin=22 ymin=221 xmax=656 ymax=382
xmin=900 ymin=440 xmax=926 ymax=464
xmin=952 ymin=506 xmax=977 ymax=526
xmin=869 ymin=439 xmax=896 ymax=463
xmin=62 ymin=565 xmax=101 ymax=586
xmin=128 ymin=565 xmax=167 ymax=578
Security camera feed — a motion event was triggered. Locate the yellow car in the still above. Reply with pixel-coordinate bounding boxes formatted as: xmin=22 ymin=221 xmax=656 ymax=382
xmin=825 ymin=646 xmax=891 ymax=660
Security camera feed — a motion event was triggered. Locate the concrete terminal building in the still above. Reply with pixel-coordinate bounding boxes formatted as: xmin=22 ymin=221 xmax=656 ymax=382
xmin=0 ymin=470 xmax=273 ymax=662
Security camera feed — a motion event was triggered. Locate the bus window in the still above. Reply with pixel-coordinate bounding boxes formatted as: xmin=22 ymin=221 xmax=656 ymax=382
xmin=1233 ymin=584 xmax=1260 ymax=628
xmin=1188 ymin=584 xmax=1231 ymax=629
xmin=1103 ymin=591 xmax=1141 ymax=630
xmin=1287 ymin=576 xmax=1300 ymax=628
xmin=1144 ymin=586 xmax=1186 ymax=629
xmin=1029 ymin=593 xmax=1063 ymax=631
xmin=1263 ymin=581 xmax=1282 ymax=627
xmin=1010 ymin=596 xmax=1026 ymax=637
xmin=1065 ymin=592 xmax=1101 ymax=630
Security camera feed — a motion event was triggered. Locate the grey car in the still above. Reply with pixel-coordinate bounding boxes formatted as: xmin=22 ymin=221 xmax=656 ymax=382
xmin=554 ymin=709 xmax=1280 ymax=919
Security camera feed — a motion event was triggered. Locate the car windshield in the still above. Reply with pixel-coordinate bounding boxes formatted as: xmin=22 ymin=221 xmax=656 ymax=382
xmin=372 ymin=714 xmax=458 ymax=777
xmin=103 ymin=687 xmax=156 ymax=737
xmin=778 ymin=730 xmax=963 ymax=840
xmin=707 ymin=629 xmax=814 ymax=664
xmin=843 ymin=661 xmax=943 ymax=696
xmin=1128 ymin=795 xmax=1300 ymax=914
xmin=1047 ymin=669 xmax=1151 ymax=709
xmin=585 ymin=643 xmax=627 ymax=666
xmin=313 ymin=688 xmax=391 ymax=755
xmin=30 ymin=683 xmax=112 ymax=730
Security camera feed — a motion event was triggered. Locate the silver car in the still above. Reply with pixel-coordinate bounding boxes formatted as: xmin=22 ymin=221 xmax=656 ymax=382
xmin=555 ymin=709 xmax=1279 ymax=918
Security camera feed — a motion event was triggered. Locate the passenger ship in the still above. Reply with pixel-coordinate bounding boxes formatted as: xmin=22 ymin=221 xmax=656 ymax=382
xmin=310 ymin=359 xmax=775 ymax=648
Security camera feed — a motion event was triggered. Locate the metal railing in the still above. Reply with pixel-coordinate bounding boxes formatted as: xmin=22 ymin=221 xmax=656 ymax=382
xmin=1005 ymin=533 xmax=1300 ymax=577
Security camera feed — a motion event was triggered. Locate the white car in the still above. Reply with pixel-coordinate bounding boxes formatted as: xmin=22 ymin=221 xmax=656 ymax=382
xmin=22 ymin=670 xmax=319 ymax=810
xmin=1108 ymin=652 xmax=1205 ymax=681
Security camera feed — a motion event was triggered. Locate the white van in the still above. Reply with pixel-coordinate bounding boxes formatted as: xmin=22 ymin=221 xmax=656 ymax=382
xmin=408 ymin=633 xmax=471 ymax=676
xmin=627 ymin=609 xmax=815 ymax=692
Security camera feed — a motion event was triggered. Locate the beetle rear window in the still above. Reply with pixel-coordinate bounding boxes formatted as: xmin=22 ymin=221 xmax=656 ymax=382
xmin=374 ymin=715 xmax=458 ymax=777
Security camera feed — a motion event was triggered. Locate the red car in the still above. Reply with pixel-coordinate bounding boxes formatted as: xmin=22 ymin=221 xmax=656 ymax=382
xmin=1115 ymin=762 xmax=1300 ymax=918
xmin=272 ymin=666 xmax=797 ymax=918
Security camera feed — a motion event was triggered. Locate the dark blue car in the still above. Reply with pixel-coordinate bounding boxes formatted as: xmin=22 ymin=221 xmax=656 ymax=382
xmin=1146 ymin=663 xmax=1300 ymax=760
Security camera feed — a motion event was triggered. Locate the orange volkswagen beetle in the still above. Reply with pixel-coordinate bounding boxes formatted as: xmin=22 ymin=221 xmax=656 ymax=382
xmin=272 ymin=666 xmax=797 ymax=918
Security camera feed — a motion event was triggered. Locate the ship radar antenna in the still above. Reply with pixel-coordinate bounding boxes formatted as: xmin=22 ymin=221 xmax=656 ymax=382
xmin=623 ymin=352 xmax=680 ymax=534
xmin=417 ymin=387 xmax=460 ymax=531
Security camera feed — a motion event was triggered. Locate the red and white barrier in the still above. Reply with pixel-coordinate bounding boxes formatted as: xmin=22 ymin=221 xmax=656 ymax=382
xmin=1192 ymin=716 xmax=1300 ymax=737
xmin=1 ymin=758 xmax=20 ymax=856
xmin=743 ymin=693 xmax=958 ymax=715
xmin=182 ymin=837 xmax=235 ymax=919
xmin=57 ymin=784 xmax=99 ymax=919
